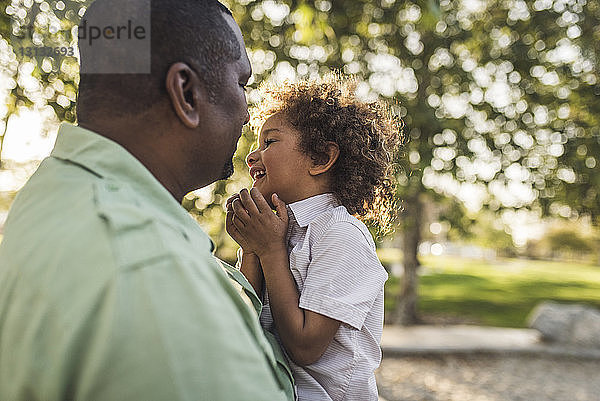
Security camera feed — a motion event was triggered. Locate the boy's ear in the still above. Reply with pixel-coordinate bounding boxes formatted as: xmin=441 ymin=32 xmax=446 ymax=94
xmin=309 ymin=142 xmax=340 ymax=176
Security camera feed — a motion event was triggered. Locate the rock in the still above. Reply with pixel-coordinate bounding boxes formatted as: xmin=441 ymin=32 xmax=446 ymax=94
xmin=527 ymin=301 xmax=600 ymax=347
xmin=572 ymin=308 xmax=600 ymax=348
xmin=527 ymin=301 xmax=586 ymax=343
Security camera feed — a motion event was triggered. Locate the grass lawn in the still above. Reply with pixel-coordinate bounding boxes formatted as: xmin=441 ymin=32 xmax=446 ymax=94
xmin=381 ymin=253 xmax=600 ymax=328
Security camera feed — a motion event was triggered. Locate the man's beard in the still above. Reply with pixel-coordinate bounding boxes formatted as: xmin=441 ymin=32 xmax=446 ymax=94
xmin=219 ymin=138 xmax=239 ymax=180
xmin=220 ymin=157 xmax=234 ymax=180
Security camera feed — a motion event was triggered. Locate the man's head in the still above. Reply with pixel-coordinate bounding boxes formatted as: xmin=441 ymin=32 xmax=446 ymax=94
xmin=77 ymin=0 xmax=251 ymax=198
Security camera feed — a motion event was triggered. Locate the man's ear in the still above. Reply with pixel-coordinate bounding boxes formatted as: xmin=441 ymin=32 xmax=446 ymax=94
xmin=165 ymin=62 xmax=203 ymax=129
xmin=309 ymin=142 xmax=340 ymax=176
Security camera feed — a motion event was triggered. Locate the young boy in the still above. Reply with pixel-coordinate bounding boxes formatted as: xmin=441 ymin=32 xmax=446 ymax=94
xmin=226 ymin=75 xmax=403 ymax=401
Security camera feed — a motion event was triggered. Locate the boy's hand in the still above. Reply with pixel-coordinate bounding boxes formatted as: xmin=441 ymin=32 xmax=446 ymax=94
xmin=225 ymin=193 xmax=240 ymax=212
xmin=226 ymin=194 xmax=254 ymax=253
xmin=231 ymin=188 xmax=288 ymax=257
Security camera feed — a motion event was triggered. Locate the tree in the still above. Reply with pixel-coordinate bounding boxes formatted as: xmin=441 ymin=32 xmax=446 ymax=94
xmin=222 ymin=0 xmax=600 ymax=324
xmin=525 ymin=219 xmax=598 ymax=261
xmin=4 ymin=0 xmax=599 ymax=324
xmin=1 ymin=0 xmax=83 ymax=167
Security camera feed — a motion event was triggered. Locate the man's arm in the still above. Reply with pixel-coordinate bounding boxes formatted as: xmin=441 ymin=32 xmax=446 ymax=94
xmin=75 ymin=255 xmax=288 ymax=401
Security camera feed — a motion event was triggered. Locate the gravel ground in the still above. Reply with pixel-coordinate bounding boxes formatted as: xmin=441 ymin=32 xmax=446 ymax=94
xmin=376 ymin=354 xmax=600 ymax=401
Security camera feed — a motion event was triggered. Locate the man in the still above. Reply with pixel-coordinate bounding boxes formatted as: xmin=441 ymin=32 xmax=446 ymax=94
xmin=0 ymin=0 xmax=292 ymax=399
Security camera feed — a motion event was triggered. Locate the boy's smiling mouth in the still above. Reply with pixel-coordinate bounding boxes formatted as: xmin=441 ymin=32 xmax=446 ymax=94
xmin=250 ymin=166 xmax=266 ymax=182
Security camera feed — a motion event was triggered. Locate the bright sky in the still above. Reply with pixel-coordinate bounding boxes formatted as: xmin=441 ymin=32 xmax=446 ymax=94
xmin=2 ymin=108 xmax=57 ymax=162
xmin=0 ymin=107 xmax=58 ymax=192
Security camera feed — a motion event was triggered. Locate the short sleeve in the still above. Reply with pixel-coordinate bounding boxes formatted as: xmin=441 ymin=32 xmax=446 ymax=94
xmin=298 ymin=222 xmax=388 ymax=330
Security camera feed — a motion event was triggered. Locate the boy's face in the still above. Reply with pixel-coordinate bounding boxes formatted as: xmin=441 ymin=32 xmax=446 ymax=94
xmin=246 ymin=114 xmax=314 ymax=206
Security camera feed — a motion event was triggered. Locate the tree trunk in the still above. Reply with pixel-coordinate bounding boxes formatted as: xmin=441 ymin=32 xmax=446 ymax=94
xmin=392 ymin=195 xmax=423 ymax=325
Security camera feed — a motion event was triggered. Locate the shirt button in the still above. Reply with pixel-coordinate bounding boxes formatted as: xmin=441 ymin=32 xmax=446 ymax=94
xmin=106 ymin=183 xmax=119 ymax=192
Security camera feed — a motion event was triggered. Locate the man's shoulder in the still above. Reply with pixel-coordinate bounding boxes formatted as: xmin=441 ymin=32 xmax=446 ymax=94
xmin=8 ymin=158 xmax=151 ymax=236
xmin=3 ymin=160 xmax=178 ymax=271
xmin=92 ymin=178 xmax=155 ymax=231
xmin=2 ymin=158 xmax=105 ymax=247
xmin=89 ymin=179 xmax=174 ymax=268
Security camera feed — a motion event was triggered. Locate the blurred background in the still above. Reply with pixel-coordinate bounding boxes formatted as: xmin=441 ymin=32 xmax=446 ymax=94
xmin=1 ymin=1 xmax=600 ymax=398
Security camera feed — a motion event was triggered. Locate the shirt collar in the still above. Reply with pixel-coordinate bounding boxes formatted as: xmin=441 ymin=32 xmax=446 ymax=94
xmin=286 ymin=193 xmax=339 ymax=228
xmin=50 ymin=123 xmax=208 ymax=245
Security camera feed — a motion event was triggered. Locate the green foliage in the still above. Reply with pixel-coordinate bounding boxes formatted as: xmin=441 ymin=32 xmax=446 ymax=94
xmin=545 ymin=227 xmax=594 ymax=253
xmin=423 ymin=198 xmax=516 ymax=257
xmin=3 ymin=0 xmax=600 ymax=263
xmin=1 ymin=0 xmax=87 ymax=164
xmin=383 ymin=255 xmax=600 ymax=327
xmin=221 ymin=0 xmax=600 ymax=244
xmin=465 ymin=212 xmax=516 ymax=257
xmin=429 ymin=192 xmax=475 ymax=241
xmin=2 ymin=0 xmax=85 ymax=116
xmin=525 ymin=220 xmax=598 ymax=261
xmin=0 ymin=191 xmax=16 ymax=211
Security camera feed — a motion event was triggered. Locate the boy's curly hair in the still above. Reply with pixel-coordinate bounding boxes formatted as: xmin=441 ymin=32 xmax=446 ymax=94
xmin=251 ymin=73 xmax=405 ymax=233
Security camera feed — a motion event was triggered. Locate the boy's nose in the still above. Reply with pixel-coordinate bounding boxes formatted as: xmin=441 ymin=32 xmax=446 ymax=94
xmin=246 ymin=149 xmax=258 ymax=167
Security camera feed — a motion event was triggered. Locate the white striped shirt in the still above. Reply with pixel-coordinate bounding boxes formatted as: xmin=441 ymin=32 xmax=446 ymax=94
xmin=259 ymin=193 xmax=388 ymax=401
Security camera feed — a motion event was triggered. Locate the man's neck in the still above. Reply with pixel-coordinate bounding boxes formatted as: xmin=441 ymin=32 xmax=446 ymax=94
xmin=79 ymin=120 xmax=187 ymax=202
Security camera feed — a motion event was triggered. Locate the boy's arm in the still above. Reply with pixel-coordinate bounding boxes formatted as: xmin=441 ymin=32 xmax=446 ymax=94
xmin=227 ymin=194 xmax=264 ymax=297
xmin=259 ymin=247 xmax=341 ymax=367
xmin=231 ymin=188 xmax=341 ymax=366
xmin=239 ymin=250 xmax=264 ymax=298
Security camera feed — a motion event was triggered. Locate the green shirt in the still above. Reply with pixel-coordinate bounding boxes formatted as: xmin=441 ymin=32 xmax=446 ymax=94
xmin=0 ymin=123 xmax=293 ymax=400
